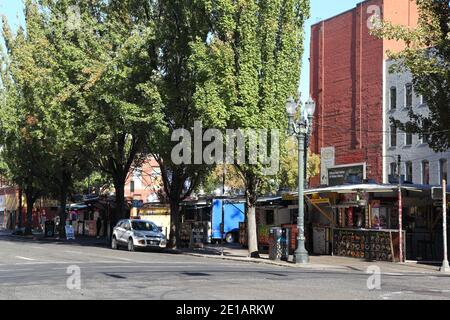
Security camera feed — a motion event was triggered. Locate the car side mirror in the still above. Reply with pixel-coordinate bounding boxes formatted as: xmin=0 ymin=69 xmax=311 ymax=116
xmin=158 ymin=227 xmax=163 ymax=232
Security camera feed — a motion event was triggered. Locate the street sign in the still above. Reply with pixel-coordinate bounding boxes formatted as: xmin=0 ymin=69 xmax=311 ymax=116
xmin=328 ymin=163 xmax=366 ymax=186
xmin=321 ymin=147 xmax=335 ymax=185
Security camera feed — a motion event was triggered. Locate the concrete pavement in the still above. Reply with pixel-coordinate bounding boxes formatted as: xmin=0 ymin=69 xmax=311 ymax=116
xmin=0 ymin=229 xmax=444 ymax=275
xmin=1 ymin=232 xmax=450 ymax=300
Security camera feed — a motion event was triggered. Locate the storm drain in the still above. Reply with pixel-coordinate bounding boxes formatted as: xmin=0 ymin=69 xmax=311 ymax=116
xmin=181 ymin=272 xmax=210 ymax=277
xmin=104 ymin=273 xmax=127 ymax=279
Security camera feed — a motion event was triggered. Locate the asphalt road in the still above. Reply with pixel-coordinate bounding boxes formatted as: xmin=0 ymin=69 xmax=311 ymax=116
xmin=1 ymin=234 xmax=450 ymax=300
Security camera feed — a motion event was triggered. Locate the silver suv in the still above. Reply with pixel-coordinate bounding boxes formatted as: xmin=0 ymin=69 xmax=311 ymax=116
xmin=111 ymin=219 xmax=167 ymax=251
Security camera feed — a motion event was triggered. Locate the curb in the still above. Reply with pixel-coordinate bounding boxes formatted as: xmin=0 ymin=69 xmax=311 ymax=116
xmin=181 ymin=251 xmax=353 ymax=272
xmin=179 ymin=251 xmax=444 ymax=276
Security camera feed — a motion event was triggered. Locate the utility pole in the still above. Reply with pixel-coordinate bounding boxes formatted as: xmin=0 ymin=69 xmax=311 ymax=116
xmin=441 ymin=179 xmax=450 ymax=273
xmin=398 ymin=155 xmax=404 ymax=263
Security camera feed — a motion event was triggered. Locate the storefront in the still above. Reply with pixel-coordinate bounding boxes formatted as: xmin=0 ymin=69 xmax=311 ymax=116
xmin=1 ymin=188 xmax=21 ymax=230
xmin=305 ymin=184 xmax=435 ymax=262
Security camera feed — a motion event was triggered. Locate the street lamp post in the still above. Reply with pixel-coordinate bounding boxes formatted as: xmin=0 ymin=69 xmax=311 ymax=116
xmin=286 ymin=96 xmax=316 ymax=264
xmin=441 ymin=179 xmax=450 ymax=273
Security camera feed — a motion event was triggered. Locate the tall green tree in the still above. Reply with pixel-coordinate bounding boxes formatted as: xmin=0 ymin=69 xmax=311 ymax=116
xmin=83 ymin=0 xmax=164 ymax=229
xmin=32 ymin=0 xmax=102 ymax=236
xmin=373 ymin=0 xmax=450 ymax=151
xmin=37 ymin=0 xmax=164 ymax=231
xmin=147 ymin=0 xmax=212 ymax=248
xmin=190 ymin=0 xmax=310 ymax=256
xmin=1 ymin=4 xmax=54 ymax=235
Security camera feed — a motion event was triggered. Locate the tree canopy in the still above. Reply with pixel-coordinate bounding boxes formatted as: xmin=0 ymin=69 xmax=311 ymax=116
xmin=189 ymin=0 xmax=311 ymax=256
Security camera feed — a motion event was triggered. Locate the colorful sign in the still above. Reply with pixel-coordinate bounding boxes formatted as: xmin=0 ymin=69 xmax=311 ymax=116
xmin=65 ymin=225 xmax=75 ymax=240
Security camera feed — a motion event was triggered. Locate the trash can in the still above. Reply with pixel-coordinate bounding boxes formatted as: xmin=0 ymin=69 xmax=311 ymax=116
xmin=269 ymin=227 xmax=281 ymax=260
xmin=269 ymin=227 xmax=290 ymax=261
xmin=280 ymin=227 xmax=290 ymax=261
xmin=44 ymin=221 xmax=55 ymax=238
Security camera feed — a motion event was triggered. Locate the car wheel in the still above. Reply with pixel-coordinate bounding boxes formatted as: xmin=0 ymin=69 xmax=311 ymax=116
xmin=127 ymin=238 xmax=135 ymax=252
xmin=111 ymin=236 xmax=118 ymax=250
xmin=225 ymin=232 xmax=235 ymax=244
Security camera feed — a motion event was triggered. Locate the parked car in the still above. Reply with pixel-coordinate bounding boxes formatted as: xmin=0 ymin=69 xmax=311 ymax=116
xmin=111 ymin=219 xmax=167 ymax=251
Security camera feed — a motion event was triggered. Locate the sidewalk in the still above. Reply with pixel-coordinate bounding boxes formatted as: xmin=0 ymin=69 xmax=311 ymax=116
xmin=179 ymin=243 xmax=448 ymax=275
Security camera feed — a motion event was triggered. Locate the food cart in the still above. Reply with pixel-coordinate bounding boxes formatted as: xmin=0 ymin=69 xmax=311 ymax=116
xmin=305 ymin=183 xmax=433 ymax=262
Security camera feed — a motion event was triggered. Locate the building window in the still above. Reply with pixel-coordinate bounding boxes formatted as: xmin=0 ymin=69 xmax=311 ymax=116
xmin=421 ymin=132 xmax=429 ymax=145
xmin=422 ymin=161 xmax=430 ymax=185
xmin=134 ymin=166 xmax=142 ymax=179
xmin=390 ymin=87 xmax=397 ymax=110
xmin=390 ymin=162 xmax=397 ymax=176
xmin=421 ymin=95 xmax=427 ymax=105
xmin=405 ymin=83 xmax=413 ymax=108
xmin=405 ymin=132 xmax=413 ymax=146
xmin=405 ymin=161 xmax=413 ymax=182
xmin=130 ymin=181 xmax=135 ymax=193
xmin=390 ymin=124 xmax=397 ymax=147
xmin=440 ymin=159 xmax=448 ymax=184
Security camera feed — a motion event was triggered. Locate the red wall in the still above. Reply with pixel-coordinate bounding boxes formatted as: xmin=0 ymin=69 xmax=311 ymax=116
xmin=309 ymin=0 xmax=417 ymax=186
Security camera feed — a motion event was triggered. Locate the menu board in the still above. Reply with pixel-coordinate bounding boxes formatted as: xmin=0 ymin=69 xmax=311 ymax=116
xmin=313 ymin=227 xmax=328 ymax=255
xmin=333 ymin=229 xmax=394 ymax=262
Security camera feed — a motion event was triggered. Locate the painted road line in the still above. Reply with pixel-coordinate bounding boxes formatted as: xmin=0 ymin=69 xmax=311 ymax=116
xmin=108 ymin=257 xmax=136 ymax=262
xmin=64 ymin=250 xmax=83 ymax=254
xmin=15 ymin=256 xmax=36 ymax=261
xmin=0 ymin=269 xmax=34 ymax=272
xmin=14 ymin=260 xmax=124 ymax=266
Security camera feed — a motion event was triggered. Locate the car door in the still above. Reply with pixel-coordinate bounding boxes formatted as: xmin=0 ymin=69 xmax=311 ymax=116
xmin=115 ymin=220 xmax=126 ymax=243
xmin=121 ymin=221 xmax=132 ymax=243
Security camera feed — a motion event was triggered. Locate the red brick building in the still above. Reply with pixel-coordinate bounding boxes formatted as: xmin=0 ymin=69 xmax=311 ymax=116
xmin=309 ymin=0 xmax=418 ymax=186
xmin=125 ymin=157 xmax=162 ymax=206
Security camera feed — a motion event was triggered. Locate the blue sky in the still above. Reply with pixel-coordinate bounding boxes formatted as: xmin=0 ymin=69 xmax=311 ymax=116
xmin=0 ymin=0 xmax=25 ymax=31
xmin=300 ymin=0 xmax=361 ymax=100
xmin=0 ymin=0 xmax=362 ymax=100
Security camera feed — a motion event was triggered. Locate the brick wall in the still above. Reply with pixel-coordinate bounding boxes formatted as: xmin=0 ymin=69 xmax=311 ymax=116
xmin=309 ymin=0 xmax=418 ymax=186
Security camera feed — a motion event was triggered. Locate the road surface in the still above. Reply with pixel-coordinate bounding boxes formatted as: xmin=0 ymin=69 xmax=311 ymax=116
xmin=0 ymin=234 xmax=449 ymax=300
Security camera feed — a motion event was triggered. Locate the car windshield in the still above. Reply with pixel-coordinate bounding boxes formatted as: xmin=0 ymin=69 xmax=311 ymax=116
xmin=131 ymin=221 xmax=155 ymax=231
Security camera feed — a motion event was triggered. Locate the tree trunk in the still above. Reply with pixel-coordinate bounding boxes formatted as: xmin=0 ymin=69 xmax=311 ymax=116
xmin=58 ymin=187 xmax=68 ymax=238
xmin=114 ymin=178 xmax=127 ymax=221
xmin=247 ymin=202 xmax=260 ymax=258
xmin=169 ymin=200 xmax=180 ymax=249
xmin=24 ymin=194 xmax=35 ymax=236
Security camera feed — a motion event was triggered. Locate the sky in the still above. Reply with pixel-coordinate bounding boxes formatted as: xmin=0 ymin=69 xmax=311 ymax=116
xmin=0 ymin=0 xmax=362 ymax=100
xmin=300 ymin=0 xmax=362 ymax=101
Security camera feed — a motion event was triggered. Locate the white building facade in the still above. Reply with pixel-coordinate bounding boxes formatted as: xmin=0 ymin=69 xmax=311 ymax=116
xmin=383 ymin=60 xmax=450 ymax=186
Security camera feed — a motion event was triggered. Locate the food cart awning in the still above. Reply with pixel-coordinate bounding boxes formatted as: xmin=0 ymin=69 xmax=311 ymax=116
xmin=303 ymin=183 xmax=432 ymax=195
xmin=67 ymin=203 xmax=89 ymax=210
